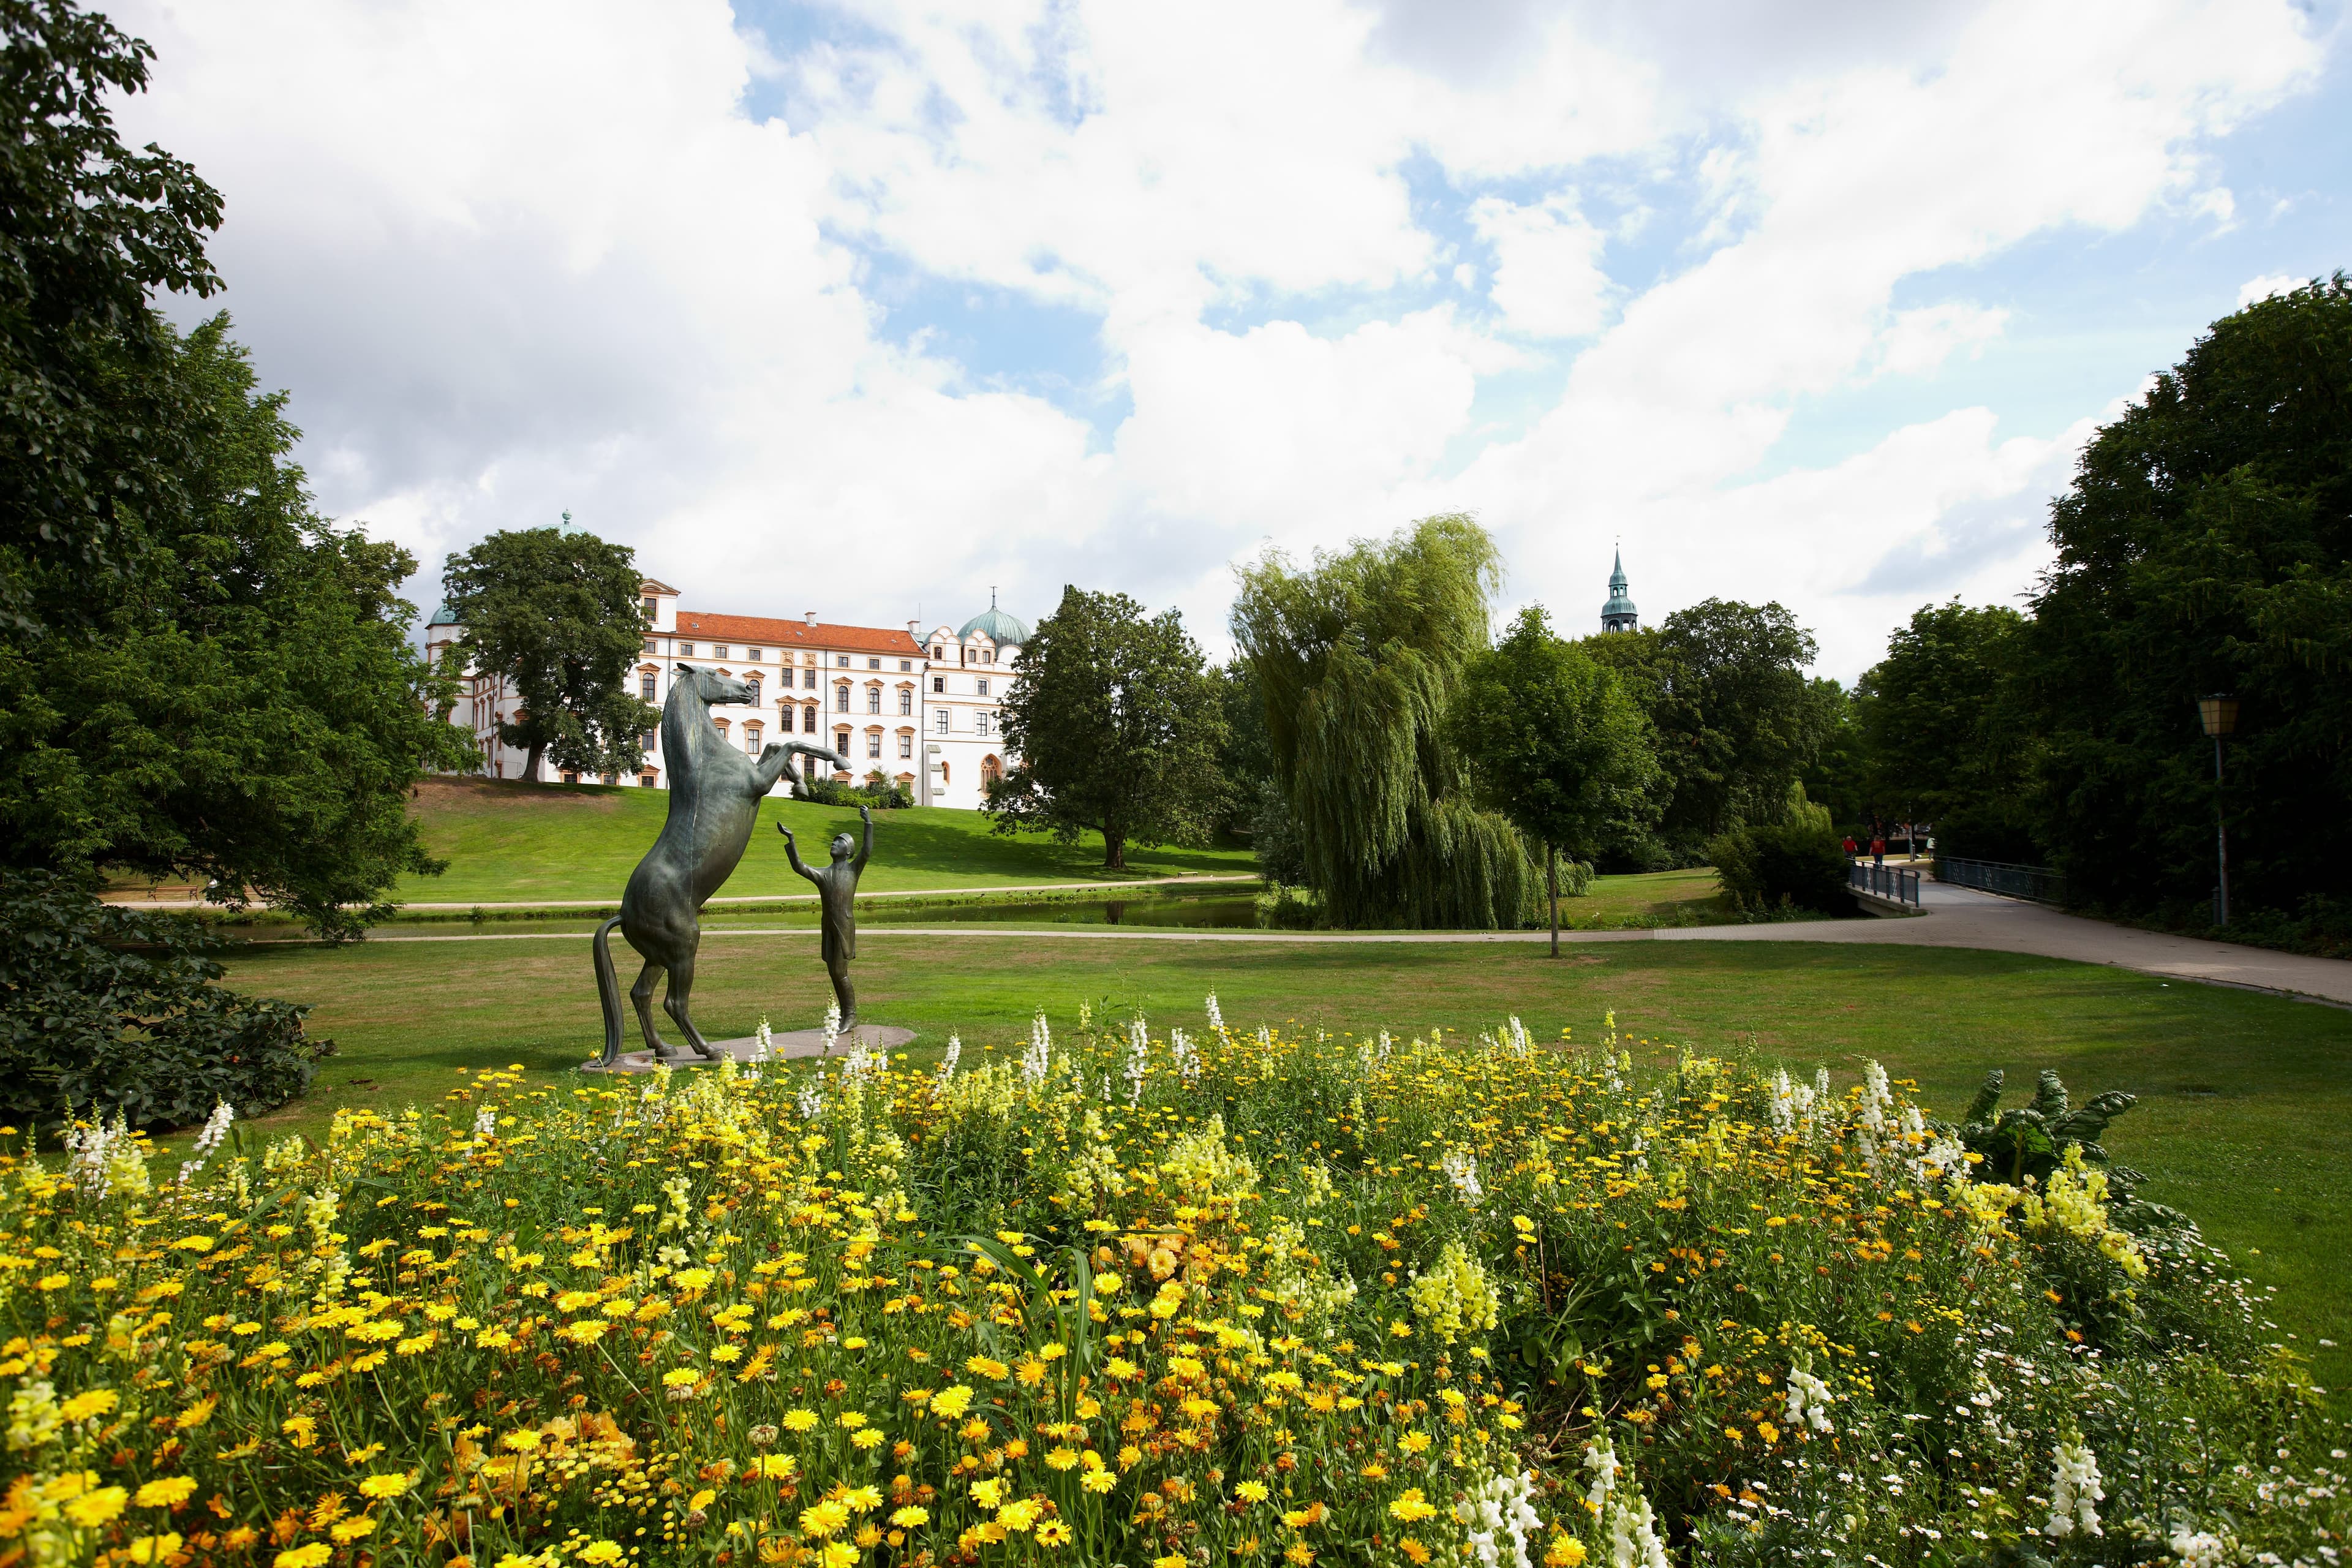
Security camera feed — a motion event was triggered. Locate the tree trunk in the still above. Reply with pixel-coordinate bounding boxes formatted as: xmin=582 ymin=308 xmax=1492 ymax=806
xmin=524 ymin=742 xmax=545 ymax=783
xmin=1547 ymin=842 xmax=1559 ymax=957
xmin=1103 ymin=827 xmax=1126 ymax=870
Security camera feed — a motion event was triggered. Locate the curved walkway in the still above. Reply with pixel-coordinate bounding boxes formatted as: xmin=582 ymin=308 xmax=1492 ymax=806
xmin=345 ymin=878 xmax=2352 ymax=1008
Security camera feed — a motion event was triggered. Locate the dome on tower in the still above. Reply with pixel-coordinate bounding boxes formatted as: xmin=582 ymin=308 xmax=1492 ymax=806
xmin=1600 ymin=548 xmax=1638 ymax=633
xmin=957 ymin=590 xmax=1030 ymax=646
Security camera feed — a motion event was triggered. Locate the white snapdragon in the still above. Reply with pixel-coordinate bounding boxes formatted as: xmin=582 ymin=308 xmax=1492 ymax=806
xmin=1605 ymin=1491 xmax=1670 ymax=1568
xmin=939 ymin=1034 xmax=961 ymax=1082
xmin=1457 ymin=1469 xmax=1543 ymax=1568
xmin=2045 ymin=1439 xmax=2105 ymax=1538
xmin=2166 ymin=1528 xmax=2237 ymax=1567
xmin=753 ymin=1017 xmax=773 ymax=1064
xmin=1170 ymin=1028 xmax=1199 ymax=1084
xmin=1204 ymin=991 xmax=1223 ymax=1033
xmin=1783 ymin=1366 xmax=1835 ymax=1435
xmin=794 ymin=1072 xmax=827 ymax=1121
xmin=1581 ymin=1434 xmax=1621 ymax=1510
xmin=1022 ymin=1014 xmax=1051 ymax=1086
xmin=1442 ymin=1147 xmax=1484 ymax=1207
xmin=1125 ymin=1019 xmax=1149 ymax=1106
xmin=821 ymin=1001 xmax=841 ymax=1057
xmin=176 ymin=1100 xmax=236 ymax=1186
xmin=63 ymin=1112 xmax=146 ymax=1200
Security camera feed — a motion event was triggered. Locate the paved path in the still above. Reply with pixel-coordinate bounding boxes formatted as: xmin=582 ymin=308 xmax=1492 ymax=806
xmin=106 ymin=872 xmax=1257 ymax=912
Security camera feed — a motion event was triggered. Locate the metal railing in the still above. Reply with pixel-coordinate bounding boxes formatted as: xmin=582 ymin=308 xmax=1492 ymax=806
xmin=1937 ymin=857 xmax=2066 ymax=905
xmin=1848 ymin=862 xmax=1920 ymax=907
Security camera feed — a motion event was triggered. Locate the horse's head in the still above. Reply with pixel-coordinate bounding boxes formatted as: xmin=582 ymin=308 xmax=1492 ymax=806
xmin=673 ymin=663 xmax=756 ymax=709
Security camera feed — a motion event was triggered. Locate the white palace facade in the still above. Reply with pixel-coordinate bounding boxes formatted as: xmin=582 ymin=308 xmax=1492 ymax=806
xmin=424 ymin=581 xmax=1028 ymax=811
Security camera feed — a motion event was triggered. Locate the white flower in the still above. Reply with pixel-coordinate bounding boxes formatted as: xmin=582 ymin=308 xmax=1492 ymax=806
xmin=1022 ymin=1013 xmax=1051 ymax=1085
xmin=938 ymin=1034 xmax=961 ymax=1082
xmin=177 ymin=1100 xmax=236 ymax=1186
xmin=2046 ymin=1439 xmax=2105 ymax=1537
xmin=821 ymin=1000 xmax=841 ymax=1057
xmin=753 ymin=1017 xmax=772 ymax=1064
xmin=1442 ymin=1147 xmax=1484 ymax=1207
xmin=1124 ymin=1019 xmax=1150 ymax=1105
xmin=1456 ymin=1469 xmax=1542 ymax=1568
xmin=1784 ymin=1366 xmax=1835 ymax=1434
xmin=1581 ymin=1435 xmax=1620 ymax=1510
xmin=1604 ymin=1489 xmax=1669 ymax=1568
xmin=1204 ymin=991 xmax=1223 ymax=1033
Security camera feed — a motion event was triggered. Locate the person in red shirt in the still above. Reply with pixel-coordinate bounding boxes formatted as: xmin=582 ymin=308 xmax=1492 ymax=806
xmin=1842 ymin=834 xmax=1858 ymax=861
xmin=1871 ymin=835 xmax=1885 ymax=866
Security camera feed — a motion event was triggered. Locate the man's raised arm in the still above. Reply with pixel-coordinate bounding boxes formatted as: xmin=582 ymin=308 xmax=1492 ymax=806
xmin=854 ymin=805 xmax=873 ymax=873
xmin=775 ymin=822 xmax=819 ymax=883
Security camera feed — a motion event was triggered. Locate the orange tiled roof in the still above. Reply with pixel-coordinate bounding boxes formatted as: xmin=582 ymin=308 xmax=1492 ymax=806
xmin=674 ymin=612 xmax=924 ymax=657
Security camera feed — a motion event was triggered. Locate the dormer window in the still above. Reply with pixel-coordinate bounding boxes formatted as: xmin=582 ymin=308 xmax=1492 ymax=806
xmin=932 ymin=646 xmax=943 ymax=660
xmin=642 ymin=597 xmax=656 ymax=620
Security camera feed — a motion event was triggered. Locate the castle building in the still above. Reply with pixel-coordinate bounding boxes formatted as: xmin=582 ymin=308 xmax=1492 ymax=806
xmin=1600 ymin=548 xmax=1639 ymax=633
xmin=424 ymin=580 xmax=1025 ymax=811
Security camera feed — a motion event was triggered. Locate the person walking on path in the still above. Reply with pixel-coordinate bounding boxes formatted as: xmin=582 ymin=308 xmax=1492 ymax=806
xmin=778 ymin=806 xmax=873 ymax=1030
xmin=1843 ymin=834 xmax=1858 ymax=861
xmin=1871 ymin=834 xmax=1885 ymax=867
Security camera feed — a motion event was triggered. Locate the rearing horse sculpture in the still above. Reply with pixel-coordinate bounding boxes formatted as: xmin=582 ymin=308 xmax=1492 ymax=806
xmin=592 ymin=665 xmax=846 ymax=1066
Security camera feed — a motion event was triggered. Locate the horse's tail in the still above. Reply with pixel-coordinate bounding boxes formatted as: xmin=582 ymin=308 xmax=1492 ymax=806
xmin=592 ymin=914 xmax=626 ymax=1066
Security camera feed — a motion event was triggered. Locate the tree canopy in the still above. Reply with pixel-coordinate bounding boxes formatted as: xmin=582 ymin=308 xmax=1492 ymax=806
xmin=988 ymin=586 xmax=1225 ymax=870
xmin=1449 ymin=604 xmax=1658 ymax=947
xmin=2018 ymin=274 xmax=2352 ymax=915
xmin=440 ymin=525 xmax=658 ymax=783
xmin=1231 ymin=514 xmax=1542 ymax=929
xmin=1582 ymin=598 xmax=1823 ymax=853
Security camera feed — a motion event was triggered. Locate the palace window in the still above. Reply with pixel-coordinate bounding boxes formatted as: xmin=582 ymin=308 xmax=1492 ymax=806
xmin=867 ymin=733 xmax=881 ymax=758
xmin=714 ymin=718 xmax=731 ymax=737
xmin=746 ymin=677 xmax=762 ymax=706
xmin=747 ymin=647 xmax=763 ymax=662
xmin=897 ymin=688 xmax=911 ymax=716
xmin=802 ymin=706 xmax=818 ymax=733
xmin=642 ymin=638 xmax=655 ymax=654
xmin=898 ymin=733 xmax=912 ymax=758
xmin=976 ymin=677 xmax=990 ymax=697
xmin=714 ymin=644 xmax=729 ymax=659
xmin=640 ymin=674 xmax=656 ymax=701
xmin=640 ymin=772 xmax=657 ymax=786
xmin=899 ymin=659 xmax=912 ymax=671
xmin=835 ymin=655 xmax=848 ymax=667
xmin=866 ymin=687 xmax=881 ymax=714
xmin=802 ymin=668 xmax=815 ymax=689
xmin=940 ymin=760 xmax=950 ymax=785
xmin=868 ymin=657 xmax=881 ymax=669
xmin=835 ymin=729 xmax=851 ymax=758
xmin=834 ymin=684 xmax=850 ymax=712
xmin=744 ymin=722 xmax=763 ymax=753
xmin=976 ymin=712 xmax=993 ymax=737
xmin=981 ymin=755 xmax=1003 ymax=788
xmin=639 ymin=730 xmax=655 ymax=752
xmin=641 ymin=597 xmax=656 ymax=620
xmin=679 ymin=643 xmax=695 ymax=657
xmin=932 ymin=676 xmax=946 ymax=693
xmin=932 ymin=646 xmax=943 ymax=660
xmin=934 ymin=709 xmax=950 ymax=734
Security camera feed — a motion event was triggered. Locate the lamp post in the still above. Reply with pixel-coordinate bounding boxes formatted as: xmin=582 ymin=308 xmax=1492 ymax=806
xmin=2196 ymin=693 xmax=2238 ymax=927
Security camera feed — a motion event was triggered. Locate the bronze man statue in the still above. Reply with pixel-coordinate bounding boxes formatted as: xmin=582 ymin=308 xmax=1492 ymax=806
xmin=778 ymin=806 xmax=871 ymax=1029
xmin=591 ymin=665 xmax=847 ymax=1066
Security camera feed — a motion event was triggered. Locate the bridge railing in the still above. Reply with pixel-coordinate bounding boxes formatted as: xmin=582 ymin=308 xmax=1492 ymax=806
xmin=1848 ymin=862 xmax=1920 ymax=908
xmin=1936 ymin=857 xmax=2067 ymax=905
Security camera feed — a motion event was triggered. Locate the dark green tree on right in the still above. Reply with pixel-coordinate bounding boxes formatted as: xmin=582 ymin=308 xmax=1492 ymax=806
xmin=2018 ymin=274 xmax=2351 ymax=919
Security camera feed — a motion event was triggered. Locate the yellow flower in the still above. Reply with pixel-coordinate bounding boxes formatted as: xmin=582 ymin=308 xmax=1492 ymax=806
xmin=673 ymin=1267 xmax=716 ymax=1291
xmin=1082 ymin=1470 xmax=1118 ymax=1494
xmin=1156 ymin=1556 xmax=1188 ymax=1568
xmin=970 ymin=1478 xmax=1005 ymax=1509
xmin=662 ymin=1369 xmax=701 ymax=1388
xmin=801 ymin=1499 xmax=852 ymax=1537
xmin=330 ymin=1516 xmax=380 ymax=1543
xmin=123 ymin=1534 xmax=184 ymax=1564
xmin=358 ymin=1474 xmax=412 ymax=1500
xmin=930 ymin=1384 xmax=974 ymax=1419
xmin=997 ymin=1499 xmax=1042 ymax=1532
xmin=1236 ymin=1481 xmax=1269 ymax=1503
xmin=843 ymin=1485 xmax=883 ymax=1514
xmin=65 ymin=1486 xmax=127 ymax=1526
xmin=1389 ymin=1489 xmax=1440 ymax=1524
xmin=502 ymin=1430 xmax=543 ymax=1451
xmin=1400 ymin=1540 xmax=1433 ymax=1566
xmin=850 ymin=1428 xmax=886 ymax=1450
xmin=1398 ymin=1432 xmax=1431 ymax=1455
xmin=1544 ymin=1536 xmax=1589 ymax=1567
xmin=274 ymin=1547 xmax=333 ymax=1568
xmin=576 ymin=1543 xmax=626 ymax=1565
xmin=690 ymin=1488 xmax=717 ymax=1512
xmin=890 ymin=1504 xmax=929 ymax=1527
xmin=783 ymin=1409 xmax=820 ymax=1433
xmin=134 ymin=1476 xmax=198 ymax=1508
xmin=965 ymin=1355 xmax=1011 ymax=1380
xmin=821 ymin=1545 xmax=858 ymax=1568
xmin=60 ymin=1389 xmax=119 ymax=1422
xmin=837 ymin=1411 xmax=868 ymax=1429
xmin=1036 ymin=1520 xmax=1074 ymax=1546
xmin=1045 ymin=1447 xmax=1079 ymax=1471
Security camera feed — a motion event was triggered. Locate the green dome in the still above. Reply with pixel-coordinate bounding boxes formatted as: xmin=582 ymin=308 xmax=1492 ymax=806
xmin=957 ymin=592 xmax=1029 ymax=646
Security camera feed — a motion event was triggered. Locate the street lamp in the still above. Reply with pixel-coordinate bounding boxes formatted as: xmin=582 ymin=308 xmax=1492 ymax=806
xmin=2196 ymin=693 xmax=2238 ymax=926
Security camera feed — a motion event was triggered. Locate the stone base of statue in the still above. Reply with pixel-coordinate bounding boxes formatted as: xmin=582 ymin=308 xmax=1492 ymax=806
xmin=578 ymin=1023 xmax=917 ymax=1074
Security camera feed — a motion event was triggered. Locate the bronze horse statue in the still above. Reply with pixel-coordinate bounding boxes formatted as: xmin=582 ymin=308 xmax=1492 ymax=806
xmin=592 ymin=664 xmax=846 ymax=1065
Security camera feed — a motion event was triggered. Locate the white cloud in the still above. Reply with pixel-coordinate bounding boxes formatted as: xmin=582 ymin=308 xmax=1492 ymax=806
xmin=2237 ymin=271 xmax=2303 ymax=306
xmin=104 ymin=0 xmax=2330 ymax=682
xmin=1468 ymin=194 xmax=1612 ymax=339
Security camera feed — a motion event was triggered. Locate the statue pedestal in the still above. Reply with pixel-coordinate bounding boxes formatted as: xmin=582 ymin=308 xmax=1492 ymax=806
xmin=579 ymin=1024 xmax=916 ymax=1074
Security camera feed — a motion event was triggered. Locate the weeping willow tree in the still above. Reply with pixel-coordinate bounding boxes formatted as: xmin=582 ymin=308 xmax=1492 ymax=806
xmin=1231 ymin=514 xmax=1544 ymax=929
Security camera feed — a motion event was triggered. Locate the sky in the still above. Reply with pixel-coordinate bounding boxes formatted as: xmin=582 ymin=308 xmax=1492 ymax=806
xmin=114 ymin=0 xmax=2352 ymax=681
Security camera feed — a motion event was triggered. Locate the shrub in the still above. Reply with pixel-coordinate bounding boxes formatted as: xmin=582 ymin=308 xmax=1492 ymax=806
xmin=0 ymin=870 xmax=331 ymax=1131
xmin=2 ymin=1006 xmax=2339 ymax=1566
xmin=796 ymin=775 xmax=913 ymax=809
xmin=1708 ymin=816 xmax=1849 ymax=913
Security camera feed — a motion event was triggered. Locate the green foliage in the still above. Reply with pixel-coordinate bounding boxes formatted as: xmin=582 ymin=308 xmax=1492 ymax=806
xmin=1209 ymin=660 xmax=1276 ymax=840
xmin=0 ymin=319 xmax=473 ymax=939
xmin=0 ymin=0 xmax=224 ymax=636
xmin=1583 ymin=597 xmax=1824 ymax=854
xmin=1706 ymin=785 xmax=1850 ymax=914
xmin=1246 ymin=775 xmax=1306 ymax=888
xmin=989 ymin=586 xmax=1226 ymax=870
xmin=440 ymin=524 xmax=658 ymax=784
xmin=797 ymin=775 xmax=912 ymax=810
xmin=0 ymin=869 xmax=329 ymax=1129
xmin=1796 ymin=676 xmax=1868 ymax=832
xmin=1449 ymin=605 xmax=1660 ymax=866
xmin=1938 ymin=1066 xmax=2143 ymax=1194
xmin=1231 ymin=515 xmax=1542 ymax=929
xmin=1857 ymin=599 xmax=2031 ymax=846
xmin=2018 ymin=276 xmax=2352 ymax=916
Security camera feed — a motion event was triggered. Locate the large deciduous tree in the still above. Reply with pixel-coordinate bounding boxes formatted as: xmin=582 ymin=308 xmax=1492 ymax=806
xmin=1 ymin=0 xmax=224 ymax=637
xmin=440 ymin=526 xmax=660 ymax=784
xmin=988 ymin=586 xmax=1225 ymax=870
xmin=1584 ymin=598 xmax=1823 ymax=853
xmin=1449 ymin=605 xmax=1658 ymax=952
xmin=1855 ymin=601 xmax=2036 ymax=861
xmin=2019 ymin=275 xmax=2352 ymax=916
xmin=1232 ymin=514 xmax=1544 ymax=929
xmin=0 ymin=318 xmax=473 ymax=938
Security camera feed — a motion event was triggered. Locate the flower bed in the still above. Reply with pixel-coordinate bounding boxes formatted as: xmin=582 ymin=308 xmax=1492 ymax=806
xmin=3 ymin=1003 xmax=2343 ymax=1567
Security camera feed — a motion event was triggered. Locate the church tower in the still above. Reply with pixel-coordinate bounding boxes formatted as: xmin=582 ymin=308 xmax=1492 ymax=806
xmin=1600 ymin=547 xmax=1638 ymax=633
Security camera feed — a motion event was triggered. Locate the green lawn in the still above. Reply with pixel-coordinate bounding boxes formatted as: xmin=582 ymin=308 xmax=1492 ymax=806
xmin=390 ymin=776 xmax=1256 ymax=903
xmin=214 ymin=931 xmax=2352 ymax=1393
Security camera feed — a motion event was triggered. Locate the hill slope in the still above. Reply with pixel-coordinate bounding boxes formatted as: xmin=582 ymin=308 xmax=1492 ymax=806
xmin=396 ymin=777 xmax=1255 ymax=903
